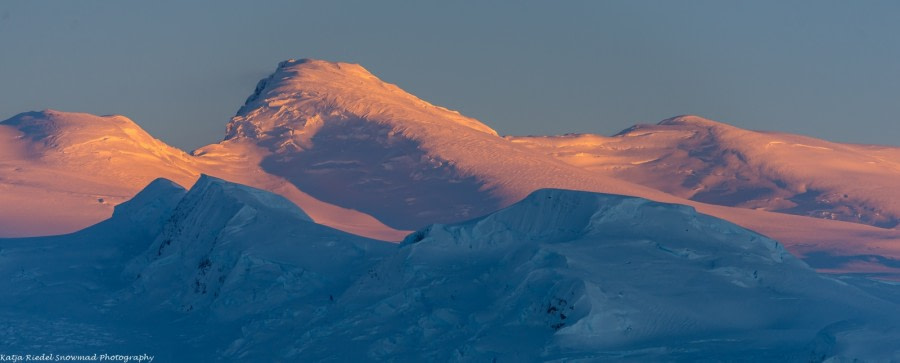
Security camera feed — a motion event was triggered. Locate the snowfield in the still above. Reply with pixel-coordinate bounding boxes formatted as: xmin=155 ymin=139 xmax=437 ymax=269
xmin=1 ymin=177 xmax=899 ymax=361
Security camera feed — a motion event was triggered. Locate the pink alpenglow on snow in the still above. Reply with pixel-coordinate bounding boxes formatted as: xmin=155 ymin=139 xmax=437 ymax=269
xmin=2 ymin=60 xmax=900 ymax=277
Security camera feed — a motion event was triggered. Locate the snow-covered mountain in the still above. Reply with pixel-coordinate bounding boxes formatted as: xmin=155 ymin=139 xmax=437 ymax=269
xmin=1 ymin=179 xmax=898 ymax=361
xmin=200 ymin=58 xmax=670 ymax=230
xmin=509 ymin=115 xmax=900 ymax=228
xmin=2 ymin=59 xmax=900 ymax=276
xmin=196 ymin=59 xmax=900 ymax=276
xmin=0 ymin=109 xmax=404 ymax=240
xmin=0 ymin=110 xmax=199 ymax=236
xmin=122 ymin=174 xmax=394 ymax=319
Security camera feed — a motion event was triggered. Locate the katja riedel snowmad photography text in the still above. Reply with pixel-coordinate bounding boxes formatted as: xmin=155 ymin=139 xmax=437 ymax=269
xmin=0 ymin=354 xmax=153 ymax=363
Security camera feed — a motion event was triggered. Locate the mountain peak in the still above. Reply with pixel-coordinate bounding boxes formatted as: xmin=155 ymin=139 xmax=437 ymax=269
xmin=276 ymin=58 xmax=375 ymax=77
xmin=2 ymin=109 xmax=140 ymax=130
xmin=657 ymin=115 xmax=730 ymax=128
xmin=187 ymin=174 xmax=312 ymax=222
xmin=225 ymin=58 xmax=497 ymax=142
xmin=0 ymin=109 xmax=168 ymax=152
xmin=112 ymin=178 xmax=186 ymax=218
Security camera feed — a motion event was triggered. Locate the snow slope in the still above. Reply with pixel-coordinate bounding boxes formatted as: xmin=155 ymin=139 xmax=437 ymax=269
xmin=3 ymin=181 xmax=897 ymax=361
xmin=509 ymin=115 xmax=900 ymax=228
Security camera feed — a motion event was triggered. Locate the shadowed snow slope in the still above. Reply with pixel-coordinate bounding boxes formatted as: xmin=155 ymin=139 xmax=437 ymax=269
xmin=200 ymin=59 xmax=671 ymax=230
xmin=509 ymin=115 xmax=900 ymax=228
xmin=2 ymin=183 xmax=899 ymax=361
xmin=0 ymin=176 xmax=394 ymax=360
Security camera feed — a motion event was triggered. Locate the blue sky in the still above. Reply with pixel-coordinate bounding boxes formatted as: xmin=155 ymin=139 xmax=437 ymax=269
xmin=1 ymin=0 xmax=898 ymax=149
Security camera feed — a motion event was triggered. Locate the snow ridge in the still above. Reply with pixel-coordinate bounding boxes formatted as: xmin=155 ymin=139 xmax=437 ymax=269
xmin=285 ymin=188 xmax=899 ymax=361
xmin=122 ymin=174 xmax=393 ymax=323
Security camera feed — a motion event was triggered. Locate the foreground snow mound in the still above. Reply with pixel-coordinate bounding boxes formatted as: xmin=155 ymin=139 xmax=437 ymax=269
xmin=0 ymin=178 xmax=185 ymax=297
xmin=0 ymin=178 xmax=186 ymax=353
xmin=123 ymin=175 xmax=394 ymax=321
xmin=0 ymin=176 xmax=395 ymax=360
xmin=284 ymin=189 xmax=900 ymax=361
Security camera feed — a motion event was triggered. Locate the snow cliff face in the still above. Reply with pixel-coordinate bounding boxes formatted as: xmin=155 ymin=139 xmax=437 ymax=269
xmin=509 ymin=115 xmax=900 ymax=228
